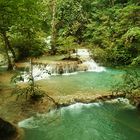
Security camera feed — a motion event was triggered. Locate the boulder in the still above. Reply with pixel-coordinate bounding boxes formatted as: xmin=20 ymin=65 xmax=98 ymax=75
xmin=0 ymin=118 xmax=18 ymax=140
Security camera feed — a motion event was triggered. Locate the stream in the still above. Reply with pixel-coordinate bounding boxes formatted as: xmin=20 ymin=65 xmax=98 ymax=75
xmin=16 ymin=49 xmax=140 ymax=140
xmin=37 ymin=68 xmax=124 ymax=95
xmin=17 ymin=67 xmax=140 ymax=140
xmin=19 ymin=98 xmax=140 ymax=140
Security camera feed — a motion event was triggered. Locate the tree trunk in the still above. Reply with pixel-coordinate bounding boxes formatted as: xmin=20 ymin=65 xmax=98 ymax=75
xmin=109 ymin=0 xmax=114 ymax=7
xmin=29 ymin=58 xmax=36 ymax=98
xmin=51 ymin=0 xmax=57 ymax=55
xmin=1 ymin=31 xmax=13 ymax=70
xmin=3 ymin=31 xmax=16 ymax=60
xmin=8 ymin=43 xmax=17 ymax=61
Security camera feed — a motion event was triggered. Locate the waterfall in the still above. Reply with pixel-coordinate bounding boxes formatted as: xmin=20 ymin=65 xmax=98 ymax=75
xmin=17 ymin=62 xmax=78 ymax=83
xmin=16 ymin=49 xmax=105 ymax=83
xmin=75 ymin=49 xmax=106 ymax=72
xmin=82 ymin=60 xmax=105 ymax=72
xmin=76 ymin=49 xmax=90 ymax=57
xmin=44 ymin=62 xmax=78 ymax=75
xmin=20 ymin=65 xmax=51 ymax=83
xmin=29 ymin=49 xmax=105 ymax=80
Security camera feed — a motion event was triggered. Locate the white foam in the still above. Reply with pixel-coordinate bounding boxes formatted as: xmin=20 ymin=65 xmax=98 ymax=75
xmin=62 ymin=102 xmax=102 ymax=111
xmin=17 ymin=49 xmax=106 ymax=83
xmin=83 ymin=59 xmax=106 ymax=72
xmin=18 ymin=110 xmax=59 ymax=129
xmin=62 ymin=72 xmax=78 ymax=76
xmin=72 ymin=49 xmax=106 ymax=72
xmin=17 ymin=65 xmax=50 ymax=83
xmin=106 ymin=98 xmax=135 ymax=109
xmin=77 ymin=49 xmax=90 ymax=57
xmin=18 ymin=117 xmax=38 ymax=129
xmin=106 ymin=98 xmax=129 ymax=104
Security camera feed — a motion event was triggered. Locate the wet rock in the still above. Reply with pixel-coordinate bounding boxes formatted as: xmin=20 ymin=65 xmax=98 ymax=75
xmin=62 ymin=57 xmax=81 ymax=62
xmin=0 ymin=118 xmax=18 ymax=140
xmin=130 ymin=96 xmax=140 ymax=109
xmin=58 ymin=66 xmax=64 ymax=74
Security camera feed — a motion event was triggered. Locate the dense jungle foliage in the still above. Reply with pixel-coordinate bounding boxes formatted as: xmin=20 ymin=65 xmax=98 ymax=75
xmin=0 ymin=0 xmax=140 ymax=69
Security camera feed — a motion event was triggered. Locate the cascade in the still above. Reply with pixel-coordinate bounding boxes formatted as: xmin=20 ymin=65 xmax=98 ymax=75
xmin=75 ymin=49 xmax=106 ymax=72
xmin=20 ymin=65 xmax=50 ymax=82
xmin=18 ymin=98 xmax=140 ymax=140
xmin=46 ymin=62 xmax=78 ymax=75
xmin=17 ymin=62 xmax=79 ymax=82
xmin=17 ymin=49 xmax=105 ymax=82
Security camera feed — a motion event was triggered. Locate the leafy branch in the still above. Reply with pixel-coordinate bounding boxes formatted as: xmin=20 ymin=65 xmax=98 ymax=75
xmin=112 ymin=70 xmax=140 ymax=98
xmin=11 ymin=59 xmax=58 ymax=106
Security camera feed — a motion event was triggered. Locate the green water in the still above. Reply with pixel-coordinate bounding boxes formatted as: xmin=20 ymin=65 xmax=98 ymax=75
xmin=18 ymin=68 xmax=140 ymax=140
xmin=19 ymin=99 xmax=140 ymax=140
xmin=38 ymin=68 xmax=124 ymax=95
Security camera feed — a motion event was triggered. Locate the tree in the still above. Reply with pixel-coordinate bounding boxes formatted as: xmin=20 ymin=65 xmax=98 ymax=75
xmin=57 ymin=0 xmax=89 ymax=43
xmin=57 ymin=36 xmax=78 ymax=58
xmin=11 ymin=59 xmax=58 ymax=107
xmin=83 ymin=0 xmax=140 ymax=66
xmin=0 ymin=0 xmax=45 ymax=69
xmin=112 ymin=70 xmax=140 ymax=107
xmin=50 ymin=0 xmax=57 ymax=55
xmin=0 ymin=0 xmax=48 ymax=62
xmin=0 ymin=0 xmax=18 ymax=70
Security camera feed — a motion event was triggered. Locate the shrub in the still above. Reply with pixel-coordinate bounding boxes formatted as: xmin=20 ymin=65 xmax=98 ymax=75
xmin=12 ymin=39 xmax=45 ymax=60
xmin=112 ymin=70 xmax=140 ymax=98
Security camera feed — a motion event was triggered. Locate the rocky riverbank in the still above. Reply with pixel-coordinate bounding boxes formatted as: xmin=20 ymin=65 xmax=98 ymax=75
xmin=1 ymin=62 xmax=140 ymax=140
xmin=54 ymin=93 xmax=125 ymax=108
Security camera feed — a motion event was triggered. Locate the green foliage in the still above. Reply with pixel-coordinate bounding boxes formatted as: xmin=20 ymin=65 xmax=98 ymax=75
xmin=0 ymin=0 xmax=18 ymax=32
xmin=131 ymin=56 xmax=140 ymax=66
xmin=57 ymin=0 xmax=89 ymax=43
xmin=11 ymin=71 xmax=45 ymax=101
xmin=112 ymin=70 xmax=140 ymax=97
xmin=12 ymin=84 xmax=45 ymax=101
xmin=82 ymin=0 xmax=140 ymax=66
xmin=91 ymin=47 xmax=107 ymax=64
xmin=12 ymin=38 xmax=45 ymax=60
xmin=0 ymin=0 xmax=47 ymax=62
xmin=57 ymin=36 xmax=78 ymax=56
xmin=105 ymin=46 xmax=132 ymax=66
xmin=0 ymin=0 xmax=140 ymax=66
xmin=91 ymin=45 xmax=132 ymax=66
xmin=122 ymin=27 xmax=140 ymax=49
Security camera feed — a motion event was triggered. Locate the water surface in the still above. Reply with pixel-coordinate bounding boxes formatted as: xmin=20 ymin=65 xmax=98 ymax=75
xmin=19 ymin=99 xmax=140 ymax=140
xmin=38 ymin=68 xmax=124 ymax=95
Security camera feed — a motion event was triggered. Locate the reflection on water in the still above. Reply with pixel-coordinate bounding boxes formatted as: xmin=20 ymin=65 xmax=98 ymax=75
xmin=19 ymin=98 xmax=140 ymax=140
